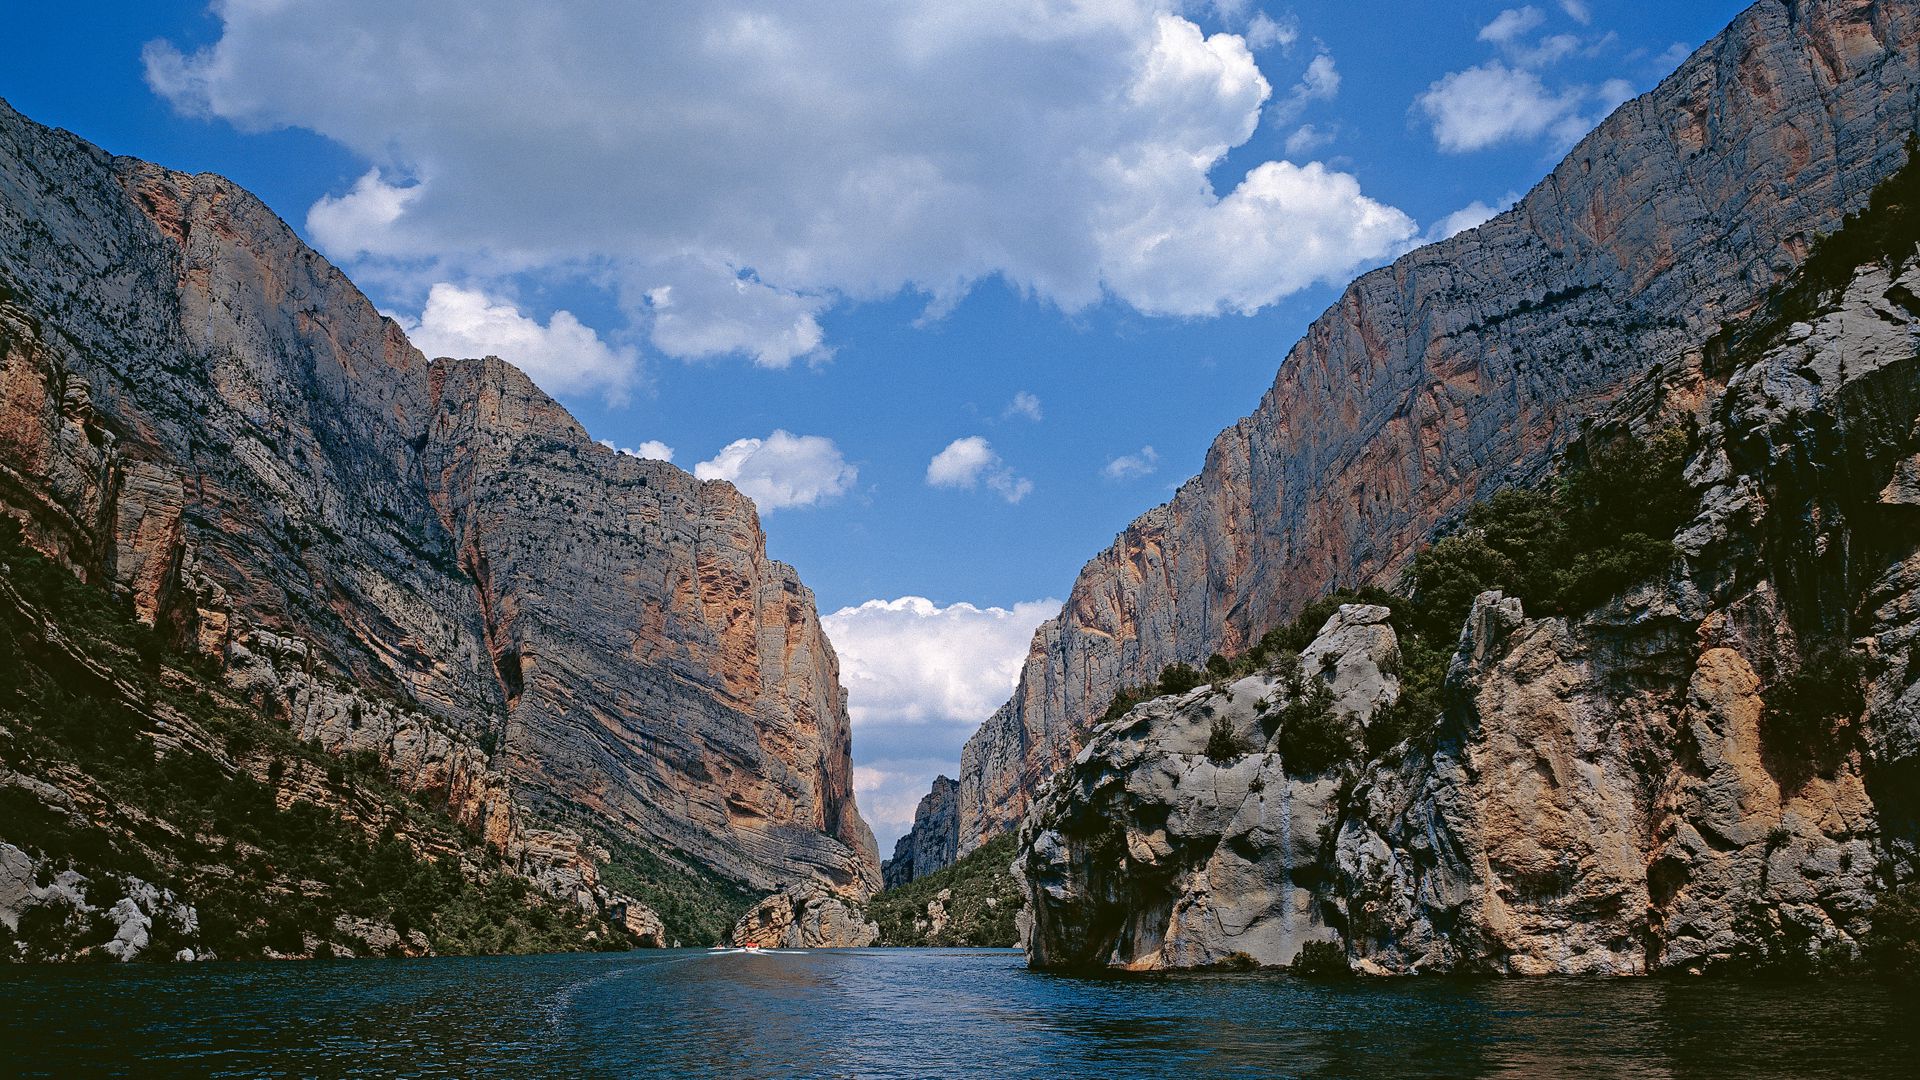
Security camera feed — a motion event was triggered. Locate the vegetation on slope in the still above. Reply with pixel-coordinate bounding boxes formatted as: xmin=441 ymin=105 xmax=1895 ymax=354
xmin=1086 ymin=424 xmax=1696 ymax=779
xmin=867 ymin=832 xmax=1022 ymax=947
xmin=0 ymin=518 xmax=632 ymax=961
xmin=571 ymin=824 xmax=758 ymax=947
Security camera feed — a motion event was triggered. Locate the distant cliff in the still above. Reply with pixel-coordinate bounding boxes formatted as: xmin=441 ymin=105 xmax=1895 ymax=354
xmin=0 ymin=97 xmax=877 ymax=955
xmin=882 ymin=776 xmax=957 ymax=889
xmin=893 ymin=0 xmax=1920 ymax=881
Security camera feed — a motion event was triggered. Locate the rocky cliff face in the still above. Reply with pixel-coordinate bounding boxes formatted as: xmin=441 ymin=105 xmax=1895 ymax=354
xmin=882 ymin=776 xmax=958 ymax=889
xmin=890 ymin=0 xmax=1920 ymax=880
xmin=0 ymin=95 xmax=878 ymax=934
xmin=1019 ymin=241 xmax=1920 ymax=972
xmin=729 ymin=881 xmax=880 ymax=948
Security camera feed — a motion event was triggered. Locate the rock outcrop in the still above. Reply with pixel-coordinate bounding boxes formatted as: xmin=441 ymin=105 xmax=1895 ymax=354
xmin=1020 ymin=239 xmax=1920 ymax=972
xmin=0 ymin=841 xmax=200 ymax=963
xmin=895 ymin=0 xmax=1920 ymax=880
xmin=883 ymin=776 xmax=958 ymax=889
xmin=729 ymin=881 xmax=879 ymax=948
xmin=0 ymin=92 xmax=879 ymax=933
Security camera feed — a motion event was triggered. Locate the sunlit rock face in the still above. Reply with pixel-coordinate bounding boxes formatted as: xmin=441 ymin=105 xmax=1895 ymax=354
xmin=1020 ymin=248 xmax=1920 ymax=973
xmin=730 ymin=881 xmax=879 ymax=948
xmin=884 ymin=0 xmax=1920 ymax=883
xmin=0 ymin=97 xmax=878 ymax=900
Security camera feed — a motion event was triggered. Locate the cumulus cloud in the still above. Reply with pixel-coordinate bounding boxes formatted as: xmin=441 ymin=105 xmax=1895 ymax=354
xmin=306 ymin=170 xmax=421 ymax=260
xmin=926 ymin=437 xmax=1032 ymax=503
xmin=694 ymin=431 xmax=857 ymax=511
xmin=824 ymin=595 xmax=1061 ymax=849
xmin=1560 ymin=0 xmax=1593 ymax=25
xmin=144 ymin=2 xmax=1415 ymax=363
xmin=1101 ymin=160 xmax=1412 ymax=315
xmin=396 ymin=283 xmax=639 ymax=403
xmin=1004 ymin=391 xmax=1043 ymax=422
xmin=1424 ymin=192 xmax=1520 ymax=243
xmin=598 ymin=438 xmax=676 ymax=463
xmin=1103 ymin=446 xmax=1161 ymax=480
xmin=1416 ymin=63 xmax=1631 ymax=154
xmin=640 ymin=260 xmax=831 ymax=368
xmin=1479 ymin=7 xmax=1546 ymax=46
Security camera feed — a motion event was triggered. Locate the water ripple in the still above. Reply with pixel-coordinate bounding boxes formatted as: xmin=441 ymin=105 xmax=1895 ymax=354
xmin=0 ymin=949 xmax=1911 ymax=1078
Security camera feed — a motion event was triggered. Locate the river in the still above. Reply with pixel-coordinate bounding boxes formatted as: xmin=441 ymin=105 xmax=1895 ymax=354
xmin=2 ymin=948 xmax=1911 ymax=1077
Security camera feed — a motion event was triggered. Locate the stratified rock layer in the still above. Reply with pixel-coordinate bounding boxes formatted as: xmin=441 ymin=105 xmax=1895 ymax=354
xmin=1020 ymin=246 xmax=1920 ymax=973
xmin=0 ymin=97 xmax=878 ymax=904
xmin=899 ymin=0 xmax=1920 ymax=879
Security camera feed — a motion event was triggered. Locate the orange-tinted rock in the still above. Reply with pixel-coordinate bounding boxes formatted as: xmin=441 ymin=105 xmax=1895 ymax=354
xmin=0 ymin=96 xmax=877 ymax=904
xmin=900 ymin=0 xmax=1920 ymax=879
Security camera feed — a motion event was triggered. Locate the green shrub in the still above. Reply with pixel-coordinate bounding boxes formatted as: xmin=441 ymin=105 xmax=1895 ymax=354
xmin=1761 ymin=648 xmax=1864 ymax=789
xmin=1204 ymin=715 xmax=1247 ymax=763
xmin=0 ymin=520 xmax=623 ymax=961
xmin=1409 ymin=428 xmax=1688 ymax=636
xmin=1271 ymin=675 xmax=1355 ymax=776
xmin=1291 ymin=939 xmax=1350 ymax=977
xmin=1158 ymin=663 xmax=1205 ymax=696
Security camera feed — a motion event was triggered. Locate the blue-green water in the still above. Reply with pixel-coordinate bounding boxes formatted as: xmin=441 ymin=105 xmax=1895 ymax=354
xmin=1 ymin=948 xmax=1913 ymax=1078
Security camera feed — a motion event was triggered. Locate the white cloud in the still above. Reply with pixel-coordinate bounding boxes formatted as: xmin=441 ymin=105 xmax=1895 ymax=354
xmin=1244 ymin=12 xmax=1296 ymax=52
xmin=1100 ymin=160 xmax=1414 ymax=315
xmin=1425 ymin=192 xmax=1520 ymax=242
xmin=598 ymin=438 xmax=676 ymax=463
xmin=1270 ymin=51 xmax=1341 ymax=126
xmin=926 ymin=436 xmax=1032 ymax=503
xmin=1284 ymin=123 xmax=1335 ymax=158
xmin=1004 ymin=391 xmax=1043 ymax=422
xmin=1479 ymin=7 xmax=1546 ymax=46
xmin=927 ymin=437 xmax=995 ymax=488
xmin=1416 ymin=62 xmax=1629 ymax=154
xmin=1103 ymin=445 xmax=1161 ymax=480
xmin=1559 ymin=0 xmax=1592 ymax=25
xmin=825 ymin=595 xmax=1061 ymax=849
xmin=145 ymin=2 xmax=1414 ymax=359
xmin=306 ymin=170 xmax=421 ymax=260
xmin=1506 ymin=32 xmax=1584 ymax=68
xmin=396 ymin=283 xmax=639 ymax=403
xmin=640 ymin=260 xmax=830 ymax=368
xmin=694 ymin=430 xmax=857 ymax=511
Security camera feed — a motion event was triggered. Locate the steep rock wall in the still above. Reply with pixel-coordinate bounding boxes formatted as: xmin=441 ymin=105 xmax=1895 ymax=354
xmin=1019 ymin=250 xmax=1920 ymax=973
xmin=0 ymin=97 xmax=877 ymax=902
xmin=904 ymin=0 xmax=1920 ymax=876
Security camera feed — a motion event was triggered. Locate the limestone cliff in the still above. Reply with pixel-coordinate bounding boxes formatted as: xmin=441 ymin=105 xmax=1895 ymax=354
xmin=0 ymin=94 xmax=878 ymax=945
xmin=893 ymin=0 xmax=1920 ymax=880
xmin=1019 ymin=241 xmax=1920 ymax=972
xmin=882 ymin=776 xmax=958 ymax=889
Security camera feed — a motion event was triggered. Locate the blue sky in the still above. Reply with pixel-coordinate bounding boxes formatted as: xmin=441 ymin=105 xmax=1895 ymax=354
xmin=6 ymin=1 xmax=1747 ymax=849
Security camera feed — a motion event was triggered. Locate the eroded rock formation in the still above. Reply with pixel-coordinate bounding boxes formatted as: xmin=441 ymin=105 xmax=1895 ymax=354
xmin=0 ymin=94 xmax=878 ymax=931
xmin=1020 ymin=245 xmax=1920 ymax=972
xmin=895 ymin=0 xmax=1920 ymax=880
xmin=730 ymin=881 xmax=879 ymax=948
